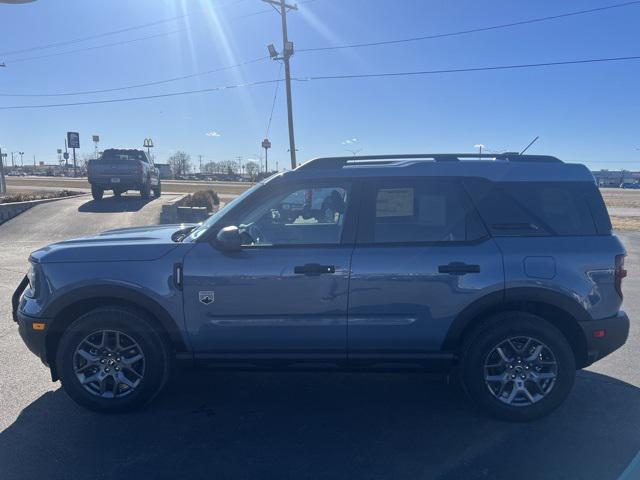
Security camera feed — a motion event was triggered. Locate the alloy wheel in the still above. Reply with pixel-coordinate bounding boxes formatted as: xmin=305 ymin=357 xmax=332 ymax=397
xmin=484 ymin=336 xmax=558 ymax=407
xmin=73 ymin=329 xmax=145 ymax=399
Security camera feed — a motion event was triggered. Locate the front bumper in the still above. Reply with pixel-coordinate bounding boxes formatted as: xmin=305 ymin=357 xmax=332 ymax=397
xmin=12 ymin=275 xmax=49 ymax=366
xmin=17 ymin=311 xmax=50 ymax=366
xmin=580 ymin=311 xmax=630 ymax=366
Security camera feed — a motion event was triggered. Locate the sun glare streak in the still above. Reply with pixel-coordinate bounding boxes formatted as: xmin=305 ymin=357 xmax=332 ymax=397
xmin=297 ymin=4 xmax=364 ymax=68
xmin=199 ymin=0 xmax=260 ymax=132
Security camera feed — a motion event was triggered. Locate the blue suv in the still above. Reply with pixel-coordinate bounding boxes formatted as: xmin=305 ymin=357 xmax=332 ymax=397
xmin=12 ymin=153 xmax=629 ymax=420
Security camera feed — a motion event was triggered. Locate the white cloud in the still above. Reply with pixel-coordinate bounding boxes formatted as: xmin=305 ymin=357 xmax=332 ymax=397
xmin=342 ymin=138 xmax=358 ymax=145
xmin=206 ymin=131 xmax=221 ymax=137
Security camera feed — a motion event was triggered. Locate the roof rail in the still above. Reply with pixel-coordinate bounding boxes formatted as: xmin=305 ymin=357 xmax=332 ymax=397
xmin=297 ymin=153 xmax=562 ymax=170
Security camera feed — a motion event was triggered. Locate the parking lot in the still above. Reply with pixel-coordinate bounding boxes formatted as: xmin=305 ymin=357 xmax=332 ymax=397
xmin=1 ymin=193 xmax=639 ymax=480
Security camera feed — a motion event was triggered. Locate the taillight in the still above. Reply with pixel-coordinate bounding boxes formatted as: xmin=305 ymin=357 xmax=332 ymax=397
xmin=615 ymin=254 xmax=627 ymax=299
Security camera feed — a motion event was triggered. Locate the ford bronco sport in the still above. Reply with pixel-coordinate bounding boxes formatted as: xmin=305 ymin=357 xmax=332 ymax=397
xmin=13 ymin=153 xmax=629 ymax=420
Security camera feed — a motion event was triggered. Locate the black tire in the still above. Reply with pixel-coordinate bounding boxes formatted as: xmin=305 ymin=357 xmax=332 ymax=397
xmin=140 ymin=181 xmax=151 ymax=199
xmin=91 ymin=186 xmax=104 ymax=201
xmin=459 ymin=312 xmax=575 ymax=422
xmin=56 ymin=306 xmax=172 ymax=413
xmin=113 ymin=189 xmax=122 ymax=197
xmin=152 ymin=181 xmax=161 ymax=197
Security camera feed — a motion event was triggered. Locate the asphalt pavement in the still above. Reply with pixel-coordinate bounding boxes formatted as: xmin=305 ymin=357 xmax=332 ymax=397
xmin=0 ymin=195 xmax=639 ymax=480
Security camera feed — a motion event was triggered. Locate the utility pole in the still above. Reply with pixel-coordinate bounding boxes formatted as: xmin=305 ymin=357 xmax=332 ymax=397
xmin=19 ymin=151 xmax=24 ymax=166
xmin=264 ymin=0 xmax=298 ymax=170
xmin=199 ymin=155 xmax=203 ymax=174
xmin=236 ymin=156 xmax=244 ymax=177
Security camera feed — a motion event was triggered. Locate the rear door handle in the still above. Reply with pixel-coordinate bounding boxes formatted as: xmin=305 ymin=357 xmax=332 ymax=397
xmin=294 ymin=263 xmax=336 ymax=276
xmin=438 ymin=262 xmax=480 ymax=275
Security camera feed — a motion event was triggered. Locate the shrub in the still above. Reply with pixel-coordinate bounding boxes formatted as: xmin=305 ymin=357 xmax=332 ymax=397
xmin=0 ymin=189 xmax=77 ymax=204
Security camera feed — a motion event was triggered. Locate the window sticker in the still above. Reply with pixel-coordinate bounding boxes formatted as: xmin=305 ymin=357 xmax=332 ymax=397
xmin=376 ymin=188 xmax=414 ymax=217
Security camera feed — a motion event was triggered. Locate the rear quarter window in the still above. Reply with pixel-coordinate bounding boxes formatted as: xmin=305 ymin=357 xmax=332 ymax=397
xmin=465 ymin=180 xmax=607 ymax=236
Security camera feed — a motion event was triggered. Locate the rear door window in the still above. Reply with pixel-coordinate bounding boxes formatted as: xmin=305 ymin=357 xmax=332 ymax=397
xmin=358 ymin=179 xmax=487 ymax=244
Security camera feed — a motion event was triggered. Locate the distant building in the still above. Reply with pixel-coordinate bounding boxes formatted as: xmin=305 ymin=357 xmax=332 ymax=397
xmin=592 ymin=170 xmax=635 ymax=187
xmin=155 ymin=163 xmax=173 ymax=179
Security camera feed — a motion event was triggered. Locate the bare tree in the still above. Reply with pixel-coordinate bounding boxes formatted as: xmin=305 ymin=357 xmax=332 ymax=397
xmin=219 ymin=160 xmax=239 ymax=175
xmin=244 ymin=161 xmax=260 ymax=180
xmin=168 ymin=151 xmax=192 ymax=177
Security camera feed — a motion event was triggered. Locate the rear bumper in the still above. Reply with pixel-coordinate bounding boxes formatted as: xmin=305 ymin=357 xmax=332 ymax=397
xmin=580 ymin=311 xmax=629 ymax=366
xmin=89 ymin=177 xmax=143 ymax=189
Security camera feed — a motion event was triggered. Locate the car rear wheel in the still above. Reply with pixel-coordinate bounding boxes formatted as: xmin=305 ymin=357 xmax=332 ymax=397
xmin=56 ymin=306 xmax=172 ymax=412
xmin=152 ymin=182 xmax=161 ymax=197
xmin=459 ymin=312 xmax=575 ymax=421
xmin=91 ymin=186 xmax=103 ymax=201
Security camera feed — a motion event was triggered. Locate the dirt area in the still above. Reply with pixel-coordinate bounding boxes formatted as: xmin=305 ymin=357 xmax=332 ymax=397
xmin=600 ymin=188 xmax=640 ymax=208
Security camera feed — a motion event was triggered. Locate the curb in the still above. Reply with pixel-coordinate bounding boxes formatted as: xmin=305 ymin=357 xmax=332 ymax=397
xmin=0 ymin=193 xmax=88 ymax=226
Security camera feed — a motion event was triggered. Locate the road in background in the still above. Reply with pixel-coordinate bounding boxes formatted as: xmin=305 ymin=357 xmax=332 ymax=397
xmin=0 ymin=195 xmax=639 ymax=479
xmin=5 ymin=176 xmax=252 ymax=201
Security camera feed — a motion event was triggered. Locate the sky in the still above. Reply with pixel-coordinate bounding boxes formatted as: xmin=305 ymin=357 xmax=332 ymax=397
xmin=0 ymin=0 xmax=638 ymax=171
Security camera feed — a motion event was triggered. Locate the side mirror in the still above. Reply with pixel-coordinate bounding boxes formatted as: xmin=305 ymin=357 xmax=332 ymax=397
xmin=216 ymin=225 xmax=242 ymax=252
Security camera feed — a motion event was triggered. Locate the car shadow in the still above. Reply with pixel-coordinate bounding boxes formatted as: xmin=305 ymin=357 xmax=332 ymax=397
xmin=0 ymin=370 xmax=638 ymax=480
xmin=78 ymin=194 xmax=156 ymax=213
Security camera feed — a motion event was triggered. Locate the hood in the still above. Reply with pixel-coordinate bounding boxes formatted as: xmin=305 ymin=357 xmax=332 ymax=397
xmin=31 ymin=224 xmax=197 ymax=264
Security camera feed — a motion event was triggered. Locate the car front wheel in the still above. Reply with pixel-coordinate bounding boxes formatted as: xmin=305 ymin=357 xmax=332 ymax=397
xmin=56 ymin=307 xmax=171 ymax=412
xmin=459 ymin=312 xmax=575 ymax=421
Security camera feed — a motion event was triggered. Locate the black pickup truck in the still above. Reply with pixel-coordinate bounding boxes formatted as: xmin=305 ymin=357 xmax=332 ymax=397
xmin=87 ymin=149 xmax=161 ymax=201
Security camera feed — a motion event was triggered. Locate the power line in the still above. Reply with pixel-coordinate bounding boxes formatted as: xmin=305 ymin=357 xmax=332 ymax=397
xmin=0 ymin=14 xmax=189 ymax=58
xmin=7 ymin=28 xmax=188 ymax=65
xmin=298 ymin=0 xmax=640 ymax=52
xmin=266 ymin=63 xmax=284 ymax=137
xmin=0 ymin=56 xmax=268 ymax=97
xmin=2 ymin=1 xmax=632 ymax=96
xmin=296 ymin=55 xmax=640 ymax=81
xmin=0 ymin=79 xmax=282 ymax=110
xmin=1 ymin=54 xmax=639 ymax=110
xmin=0 ymin=0 xmax=254 ymax=57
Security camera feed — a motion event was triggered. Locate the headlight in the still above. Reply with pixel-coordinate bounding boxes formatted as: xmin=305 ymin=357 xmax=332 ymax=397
xmin=26 ymin=262 xmax=37 ymax=297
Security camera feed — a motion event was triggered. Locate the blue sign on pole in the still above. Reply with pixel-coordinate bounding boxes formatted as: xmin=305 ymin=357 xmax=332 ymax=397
xmin=67 ymin=132 xmax=80 ymax=149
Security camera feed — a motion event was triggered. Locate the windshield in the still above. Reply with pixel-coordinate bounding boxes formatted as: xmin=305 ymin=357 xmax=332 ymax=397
xmin=186 ymin=179 xmax=266 ymax=241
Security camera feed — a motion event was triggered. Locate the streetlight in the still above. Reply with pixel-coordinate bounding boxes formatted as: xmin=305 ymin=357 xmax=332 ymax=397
xmin=19 ymin=151 xmax=24 ymax=166
xmin=474 ymin=144 xmax=485 ymax=156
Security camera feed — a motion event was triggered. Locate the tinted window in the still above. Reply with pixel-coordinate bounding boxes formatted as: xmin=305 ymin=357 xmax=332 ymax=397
xmin=234 ymin=184 xmax=350 ymax=246
xmin=102 ymin=150 xmax=146 ymax=162
xmin=466 ymin=180 xmax=601 ymax=236
xmin=359 ymin=180 xmax=486 ymax=244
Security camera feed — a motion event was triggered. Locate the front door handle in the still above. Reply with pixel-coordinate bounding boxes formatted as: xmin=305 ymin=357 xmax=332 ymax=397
xmin=438 ymin=262 xmax=481 ymax=275
xmin=294 ymin=263 xmax=336 ymax=276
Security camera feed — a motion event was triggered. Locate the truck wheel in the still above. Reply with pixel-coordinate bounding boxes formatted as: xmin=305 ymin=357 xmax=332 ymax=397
xmin=56 ymin=306 xmax=172 ymax=413
xmin=458 ymin=312 xmax=575 ymax=421
xmin=140 ymin=182 xmax=151 ymax=199
xmin=153 ymin=182 xmax=161 ymax=197
xmin=91 ymin=186 xmax=104 ymax=201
